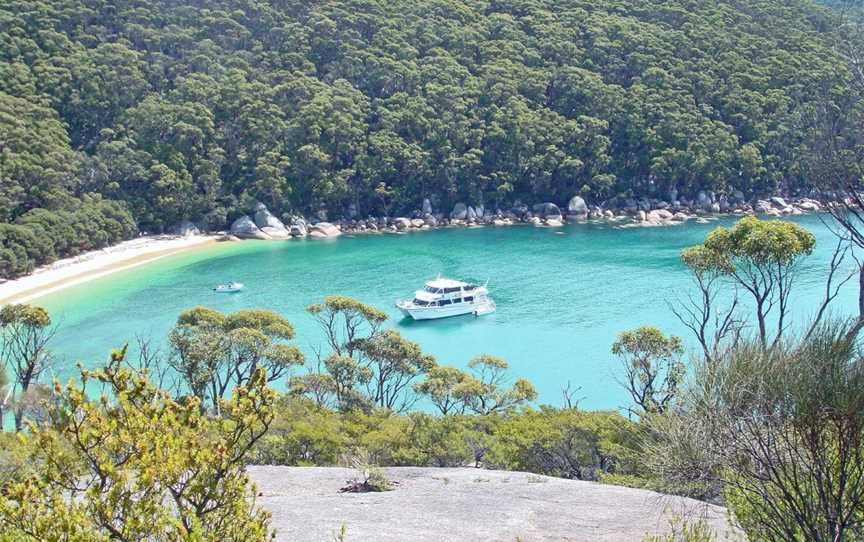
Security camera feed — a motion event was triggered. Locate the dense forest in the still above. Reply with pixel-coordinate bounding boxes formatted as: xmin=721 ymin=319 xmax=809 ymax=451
xmin=0 ymin=0 xmax=857 ymax=275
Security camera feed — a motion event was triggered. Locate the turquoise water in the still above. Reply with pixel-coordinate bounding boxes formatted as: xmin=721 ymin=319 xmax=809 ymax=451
xmin=38 ymin=215 xmax=858 ymax=410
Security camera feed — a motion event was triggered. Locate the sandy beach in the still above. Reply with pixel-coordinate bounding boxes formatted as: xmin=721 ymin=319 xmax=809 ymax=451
xmin=0 ymin=235 xmax=221 ymax=305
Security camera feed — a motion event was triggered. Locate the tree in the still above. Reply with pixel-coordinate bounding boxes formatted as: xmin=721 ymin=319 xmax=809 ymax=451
xmin=803 ymin=5 xmax=864 ymax=340
xmin=414 ymin=366 xmax=474 ymax=415
xmin=0 ymin=304 xmax=55 ymax=431
xmin=672 ymin=245 xmax=743 ymax=364
xmin=647 ymin=322 xmax=864 ymax=542
xmin=0 ymin=355 xmax=275 ymax=541
xmin=612 ymin=326 xmax=684 ymax=415
xmin=306 ymin=296 xmax=387 ymax=359
xmin=0 ymin=0 xmax=853 ymax=245
xmin=356 ymin=329 xmax=436 ymax=412
xmin=168 ymin=307 xmax=304 ymax=412
xmin=457 ymin=355 xmax=537 ymax=415
xmin=686 ymin=217 xmax=816 ymax=349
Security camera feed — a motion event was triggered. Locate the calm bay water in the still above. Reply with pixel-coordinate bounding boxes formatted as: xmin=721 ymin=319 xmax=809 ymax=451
xmin=39 ymin=215 xmax=858 ymax=410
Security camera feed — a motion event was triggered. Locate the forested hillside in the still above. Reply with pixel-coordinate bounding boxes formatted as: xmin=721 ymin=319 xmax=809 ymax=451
xmin=0 ymin=0 xmax=855 ymax=275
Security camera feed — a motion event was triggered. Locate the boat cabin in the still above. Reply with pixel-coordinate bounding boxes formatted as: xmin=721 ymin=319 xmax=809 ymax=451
xmin=411 ymin=278 xmax=483 ymax=307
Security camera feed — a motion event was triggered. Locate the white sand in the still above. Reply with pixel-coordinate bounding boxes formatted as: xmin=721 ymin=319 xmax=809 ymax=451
xmin=0 ymin=234 xmax=221 ymax=305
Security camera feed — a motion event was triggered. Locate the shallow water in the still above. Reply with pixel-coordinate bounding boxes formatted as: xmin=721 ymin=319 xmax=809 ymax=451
xmin=38 ymin=215 xmax=858 ymax=410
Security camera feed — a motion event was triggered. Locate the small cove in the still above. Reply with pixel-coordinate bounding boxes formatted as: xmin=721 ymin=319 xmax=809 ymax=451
xmin=38 ymin=215 xmax=857 ymax=410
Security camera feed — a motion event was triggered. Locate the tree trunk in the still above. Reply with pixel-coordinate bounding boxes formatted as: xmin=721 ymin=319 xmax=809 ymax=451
xmin=848 ymin=265 xmax=864 ymax=342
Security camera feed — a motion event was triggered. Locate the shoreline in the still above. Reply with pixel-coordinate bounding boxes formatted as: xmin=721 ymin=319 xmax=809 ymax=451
xmin=0 ymin=235 xmax=221 ymax=305
xmin=0 ymin=196 xmax=824 ymax=305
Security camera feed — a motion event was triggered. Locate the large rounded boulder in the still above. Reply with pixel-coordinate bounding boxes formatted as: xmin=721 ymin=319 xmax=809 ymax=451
xmin=450 ymin=203 xmax=468 ymax=220
xmin=172 ymin=220 xmax=200 ymax=237
xmin=254 ymin=203 xmax=288 ymax=232
xmin=567 ymin=196 xmax=588 ymax=216
xmin=231 ymin=215 xmax=270 ymax=240
xmin=532 ymin=202 xmax=563 ymax=220
xmin=309 ymin=222 xmax=342 ymax=239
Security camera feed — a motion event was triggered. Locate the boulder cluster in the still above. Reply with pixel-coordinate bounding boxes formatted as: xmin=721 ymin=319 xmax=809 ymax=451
xmin=226 ymin=203 xmax=341 ymax=240
xmin=178 ymin=193 xmax=826 ymax=241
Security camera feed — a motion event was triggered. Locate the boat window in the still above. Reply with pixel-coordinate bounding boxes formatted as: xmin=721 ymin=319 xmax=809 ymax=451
xmin=464 ymin=296 xmax=474 ymax=302
xmin=413 ymin=299 xmax=428 ymax=306
xmin=453 ymin=298 xmax=462 ymax=304
xmin=464 ymin=284 xmax=476 ymax=291
xmin=440 ymin=299 xmax=452 ymax=305
xmin=424 ymin=286 xmax=442 ymax=293
xmin=444 ymin=287 xmax=460 ymax=293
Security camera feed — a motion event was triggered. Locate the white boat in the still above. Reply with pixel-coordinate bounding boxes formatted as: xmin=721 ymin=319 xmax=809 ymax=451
xmin=213 ymin=281 xmax=244 ymax=293
xmin=396 ymin=277 xmax=496 ymax=320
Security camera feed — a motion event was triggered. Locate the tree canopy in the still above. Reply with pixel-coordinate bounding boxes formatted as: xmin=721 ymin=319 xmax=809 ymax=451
xmin=0 ymin=0 xmax=855 ymax=279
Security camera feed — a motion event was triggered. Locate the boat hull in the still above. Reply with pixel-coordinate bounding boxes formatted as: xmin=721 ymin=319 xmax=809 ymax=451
xmin=397 ymin=300 xmax=495 ymax=320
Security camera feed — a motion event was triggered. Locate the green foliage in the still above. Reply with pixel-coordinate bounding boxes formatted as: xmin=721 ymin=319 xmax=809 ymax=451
xmin=485 ymin=407 xmax=644 ymax=480
xmin=612 ymin=326 xmax=685 ymax=414
xmin=169 ymin=307 xmax=304 ymax=411
xmin=684 ymin=216 xmax=817 ymax=346
xmin=414 ymin=366 xmax=475 ymax=415
xmin=0 ymin=358 xmax=275 ymax=541
xmin=252 ymin=396 xmax=646 ymax=483
xmin=0 ymin=0 xmax=852 ymax=257
xmin=0 ymin=89 xmax=137 ymax=279
xmin=642 ymin=517 xmax=720 ymax=542
xmin=702 ymin=216 xmax=816 ymax=269
xmin=0 ymin=303 xmax=55 ymax=431
xmin=460 ymin=355 xmax=538 ymax=415
xmin=647 ymin=322 xmax=864 ymax=541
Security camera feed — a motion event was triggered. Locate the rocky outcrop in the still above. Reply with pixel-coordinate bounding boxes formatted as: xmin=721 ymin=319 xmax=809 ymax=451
xmin=796 ymin=199 xmax=821 ymax=212
xmin=230 ymin=215 xmax=270 ymax=240
xmin=254 ymin=203 xmax=285 ymax=230
xmin=309 ymin=222 xmax=341 ymax=239
xmin=567 ymin=195 xmax=588 ymax=218
xmin=224 ymin=193 xmax=825 ymax=241
xmin=289 ymin=218 xmax=308 ymax=238
xmin=532 ymin=202 xmax=562 ymax=220
xmin=249 ymin=466 xmax=738 ymax=542
xmin=770 ymin=196 xmax=788 ymax=209
xmin=450 ymin=203 xmax=468 ymax=220
xmin=261 ymin=226 xmax=290 ymax=239
xmin=252 ymin=204 xmax=290 ymax=238
xmin=172 ymin=220 xmax=200 ymax=237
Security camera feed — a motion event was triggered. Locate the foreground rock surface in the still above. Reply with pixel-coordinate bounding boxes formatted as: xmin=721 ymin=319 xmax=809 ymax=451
xmin=249 ymin=466 xmax=740 ymax=542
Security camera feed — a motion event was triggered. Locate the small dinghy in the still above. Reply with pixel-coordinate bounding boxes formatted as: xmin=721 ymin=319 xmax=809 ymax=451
xmin=214 ymin=281 xmax=244 ymax=293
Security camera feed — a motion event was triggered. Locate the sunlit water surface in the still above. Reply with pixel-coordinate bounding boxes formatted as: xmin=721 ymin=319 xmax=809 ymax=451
xmin=39 ymin=215 xmax=858 ymax=410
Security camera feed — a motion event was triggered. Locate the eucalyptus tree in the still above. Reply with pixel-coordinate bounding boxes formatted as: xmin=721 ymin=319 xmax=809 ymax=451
xmin=168 ymin=307 xmax=304 ymax=413
xmin=0 ymin=304 xmax=56 ymax=431
xmin=672 ymin=245 xmax=744 ymax=364
xmin=683 ymin=217 xmax=816 ymax=349
xmin=611 ymin=326 xmax=685 ymax=415
xmin=355 ymin=329 xmax=436 ymax=412
xmin=414 ymin=366 xmax=475 ymax=415
xmin=457 ymin=355 xmax=537 ymax=415
xmin=303 ymin=296 xmax=439 ymax=412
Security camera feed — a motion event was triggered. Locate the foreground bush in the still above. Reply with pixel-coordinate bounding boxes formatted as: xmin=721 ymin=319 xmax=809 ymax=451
xmin=0 ymin=355 xmax=275 ymax=541
xmin=647 ymin=323 xmax=864 ymax=541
